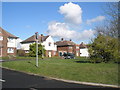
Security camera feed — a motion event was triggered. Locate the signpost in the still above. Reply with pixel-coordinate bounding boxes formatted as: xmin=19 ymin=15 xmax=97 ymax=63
xmin=35 ymin=32 xmax=38 ymax=67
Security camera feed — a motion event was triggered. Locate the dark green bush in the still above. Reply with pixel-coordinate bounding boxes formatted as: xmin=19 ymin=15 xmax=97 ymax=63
xmin=88 ymin=34 xmax=119 ymax=63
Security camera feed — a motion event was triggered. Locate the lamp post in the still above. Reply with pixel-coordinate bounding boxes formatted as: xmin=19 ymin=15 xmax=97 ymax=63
xmin=35 ymin=32 xmax=39 ymax=67
xmin=41 ymin=34 xmax=44 ymax=59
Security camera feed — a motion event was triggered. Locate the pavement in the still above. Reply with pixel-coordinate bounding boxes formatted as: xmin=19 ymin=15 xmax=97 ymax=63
xmin=1 ymin=68 xmax=113 ymax=89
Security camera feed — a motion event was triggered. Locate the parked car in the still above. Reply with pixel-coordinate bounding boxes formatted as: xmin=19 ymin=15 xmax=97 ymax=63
xmin=62 ymin=53 xmax=75 ymax=59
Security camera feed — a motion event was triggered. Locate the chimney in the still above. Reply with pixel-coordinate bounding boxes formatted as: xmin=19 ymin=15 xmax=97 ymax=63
xmin=61 ymin=38 xmax=64 ymax=41
xmin=41 ymin=34 xmax=43 ymax=36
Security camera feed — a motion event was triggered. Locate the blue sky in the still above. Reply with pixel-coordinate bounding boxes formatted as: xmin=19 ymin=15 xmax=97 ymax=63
xmin=2 ymin=2 xmax=110 ymax=44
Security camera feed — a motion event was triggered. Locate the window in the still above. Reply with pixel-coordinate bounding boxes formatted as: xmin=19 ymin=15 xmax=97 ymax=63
xmin=76 ymin=46 xmax=79 ymax=49
xmin=48 ymin=42 xmax=51 ymax=46
xmin=69 ymin=46 xmax=72 ymax=49
xmin=59 ymin=52 xmax=62 ymax=56
xmin=0 ymin=36 xmax=3 ymax=41
xmin=8 ymin=38 xmax=14 ymax=42
xmin=7 ymin=48 xmax=14 ymax=53
xmin=25 ymin=51 xmax=29 ymax=53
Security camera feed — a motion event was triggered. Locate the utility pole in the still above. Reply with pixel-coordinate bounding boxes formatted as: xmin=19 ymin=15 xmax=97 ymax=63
xmin=41 ymin=35 xmax=44 ymax=59
xmin=35 ymin=32 xmax=39 ymax=67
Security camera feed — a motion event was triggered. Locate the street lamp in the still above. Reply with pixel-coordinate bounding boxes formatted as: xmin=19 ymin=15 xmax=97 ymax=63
xmin=35 ymin=32 xmax=39 ymax=67
xmin=41 ymin=35 xmax=44 ymax=59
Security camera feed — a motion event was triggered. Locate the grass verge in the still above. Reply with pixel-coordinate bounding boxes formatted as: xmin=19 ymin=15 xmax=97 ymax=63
xmin=2 ymin=58 xmax=119 ymax=85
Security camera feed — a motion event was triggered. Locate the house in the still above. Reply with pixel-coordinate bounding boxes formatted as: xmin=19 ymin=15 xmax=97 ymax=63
xmin=0 ymin=27 xmax=19 ymax=57
xmin=55 ymin=38 xmax=80 ymax=56
xmin=20 ymin=34 xmax=57 ymax=57
xmin=79 ymin=42 xmax=89 ymax=57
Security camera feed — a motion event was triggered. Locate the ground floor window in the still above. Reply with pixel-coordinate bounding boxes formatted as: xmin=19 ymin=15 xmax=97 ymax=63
xmin=7 ymin=48 xmax=14 ymax=53
xmin=59 ymin=52 xmax=62 ymax=56
xmin=25 ymin=51 xmax=29 ymax=53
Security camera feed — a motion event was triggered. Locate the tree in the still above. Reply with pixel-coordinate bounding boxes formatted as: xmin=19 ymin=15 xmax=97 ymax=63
xmin=29 ymin=43 xmax=45 ymax=57
xmin=95 ymin=2 xmax=119 ymax=38
xmin=89 ymin=2 xmax=120 ymax=63
xmin=88 ymin=34 xmax=120 ymax=63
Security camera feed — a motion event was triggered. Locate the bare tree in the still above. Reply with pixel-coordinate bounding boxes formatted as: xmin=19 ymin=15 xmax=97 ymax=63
xmin=95 ymin=2 xmax=119 ymax=38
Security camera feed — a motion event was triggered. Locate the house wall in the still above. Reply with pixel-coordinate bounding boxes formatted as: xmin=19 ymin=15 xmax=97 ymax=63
xmin=42 ymin=36 xmax=57 ymax=51
xmin=57 ymin=46 xmax=74 ymax=56
xmin=74 ymin=45 xmax=80 ymax=56
xmin=45 ymin=50 xmax=56 ymax=57
xmin=80 ymin=48 xmax=89 ymax=57
xmin=21 ymin=36 xmax=57 ymax=57
xmin=21 ymin=42 xmax=35 ymax=51
xmin=57 ymin=45 xmax=80 ymax=57
xmin=0 ymin=30 xmax=18 ymax=57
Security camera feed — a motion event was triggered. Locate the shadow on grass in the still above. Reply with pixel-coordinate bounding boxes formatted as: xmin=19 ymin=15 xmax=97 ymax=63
xmin=27 ymin=61 xmax=37 ymax=67
xmin=74 ymin=60 xmax=91 ymax=63
xmin=74 ymin=60 xmax=102 ymax=64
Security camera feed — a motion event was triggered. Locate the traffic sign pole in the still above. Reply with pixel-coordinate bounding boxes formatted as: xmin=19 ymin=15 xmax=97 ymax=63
xmin=35 ymin=32 xmax=39 ymax=67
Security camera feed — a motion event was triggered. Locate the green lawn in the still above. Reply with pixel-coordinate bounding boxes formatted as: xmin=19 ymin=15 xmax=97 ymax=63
xmin=2 ymin=57 xmax=119 ymax=85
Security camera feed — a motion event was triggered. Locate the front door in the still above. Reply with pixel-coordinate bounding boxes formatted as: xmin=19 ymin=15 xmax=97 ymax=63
xmin=48 ymin=51 xmax=51 ymax=57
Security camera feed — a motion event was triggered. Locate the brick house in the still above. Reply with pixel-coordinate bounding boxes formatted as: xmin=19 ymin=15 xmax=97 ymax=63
xmin=55 ymin=38 xmax=80 ymax=56
xmin=0 ymin=27 xmax=18 ymax=57
xmin=20 ymin=34 xmax=57 ymax=57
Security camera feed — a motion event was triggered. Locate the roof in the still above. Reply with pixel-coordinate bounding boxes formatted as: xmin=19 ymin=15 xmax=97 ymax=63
xmin=79 ymin=42 xmax=87 ymax=48
xmin=0 ymin=27 xmax=18 ymax=38
xmin=21 ymin=35 xmax=49 ymax=43
xmin=55 ymin=40 xmax=75 ymax=46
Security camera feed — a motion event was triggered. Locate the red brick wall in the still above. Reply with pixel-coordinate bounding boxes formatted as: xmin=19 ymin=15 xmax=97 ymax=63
xmin=57 ymin=45 xmax=80 ymax=56
xmin=1 ymin=29 xmax=17 ymax=57
xmin=57 ymin=46 xmax=75 ymax=56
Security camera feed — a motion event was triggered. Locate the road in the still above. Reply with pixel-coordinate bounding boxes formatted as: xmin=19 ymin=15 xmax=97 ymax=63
xmin=1 ymin=68 xmax=112 ymax=89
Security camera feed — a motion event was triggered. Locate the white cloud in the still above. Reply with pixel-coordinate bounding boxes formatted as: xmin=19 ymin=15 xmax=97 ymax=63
xmin=47 ymin=21 xmax=95 ymax=41
xmin=59 ymin=2 xmax=82 ymax=25
xmin=86 ymin=16 xmax=105 ymax=25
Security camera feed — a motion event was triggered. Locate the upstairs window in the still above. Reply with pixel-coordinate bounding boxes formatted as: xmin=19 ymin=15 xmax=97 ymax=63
xmin=8 ymin=38 xmax=14 ymax=42
xmin=48 ymin=42 xmax=51 ymax=46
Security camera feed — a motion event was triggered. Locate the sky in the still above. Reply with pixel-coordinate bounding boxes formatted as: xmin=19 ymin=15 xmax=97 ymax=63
xmin=1 ymin=2 xmax=113 ymax=44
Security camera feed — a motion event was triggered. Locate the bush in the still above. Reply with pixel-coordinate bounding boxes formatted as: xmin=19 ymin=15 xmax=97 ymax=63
xmin=29 ymin=43 xmax=45 ymax=57
xmin=88 ymin=34 xmax=119 ymax=63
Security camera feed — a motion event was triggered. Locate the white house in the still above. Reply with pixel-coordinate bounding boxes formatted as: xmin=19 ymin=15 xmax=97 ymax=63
xmin=21 ymin=34 xmax=57 ymax=57
xmin=79 ymin=42 xmax=89 ymax=57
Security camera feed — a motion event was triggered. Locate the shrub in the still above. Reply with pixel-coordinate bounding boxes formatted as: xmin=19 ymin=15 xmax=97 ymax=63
xmin=29 ymin=43 xmax=45 ymax=57
xmin=88 ymin=34 xmax=119 ymax=63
